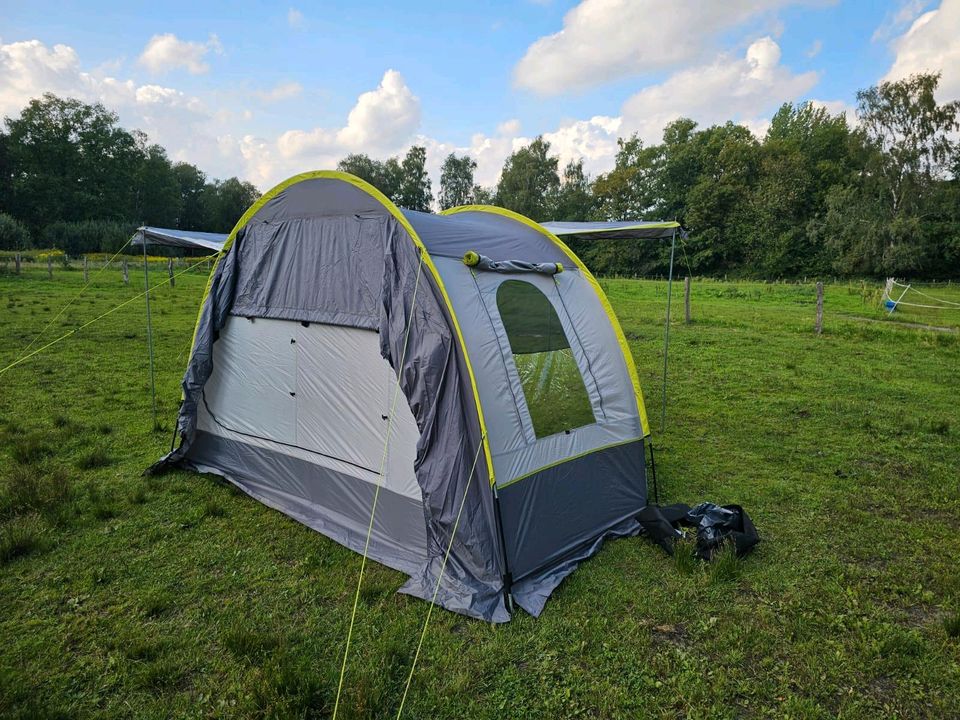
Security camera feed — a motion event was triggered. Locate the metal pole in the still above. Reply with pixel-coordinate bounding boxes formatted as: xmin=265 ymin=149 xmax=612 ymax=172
xmin=661 ymin=229 xmax=676 ymax=435
xmin=142 ymin=242 xmax=158 ymax=430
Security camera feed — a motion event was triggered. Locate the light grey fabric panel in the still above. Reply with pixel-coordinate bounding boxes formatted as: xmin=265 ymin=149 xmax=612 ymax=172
xmin=512 ymin=515 xmax=641 ymax=617
xmin=405 ymin=210 xmax=569 ymax=264
xmin=498 ymin=439 xmax=646 ymax=582
xmin=198 ymin=316 xmax=422 ymax=500
xmin=432 ymin=257 xmax=530 ymax=456
xmin=184 ymin=431 xmax=428 ymax=575
xmin=231 ymin=215 xmax=386 ymax=329
xmin=379 ymin=229 xmax=510 ymax=623
xmin=201 ymin=316 xmax=298 ymax=444
xmin=132 ymin=226 xmax=228 ymax=251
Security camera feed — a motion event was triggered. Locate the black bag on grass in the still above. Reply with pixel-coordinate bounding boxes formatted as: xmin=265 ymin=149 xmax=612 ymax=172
xmin=637 ymin=502 xmax=759 ymax=560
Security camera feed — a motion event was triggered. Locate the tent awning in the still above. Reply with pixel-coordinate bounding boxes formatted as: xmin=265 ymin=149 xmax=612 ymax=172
xmin=132 ymin=226 xmax=228 ymax=252
xmin=540 ymin=220 xmax=679 ymax=240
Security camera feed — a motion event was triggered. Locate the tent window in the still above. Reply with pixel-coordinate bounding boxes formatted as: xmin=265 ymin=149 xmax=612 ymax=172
xmin=496 ymin=280 xmax=596 ymax=438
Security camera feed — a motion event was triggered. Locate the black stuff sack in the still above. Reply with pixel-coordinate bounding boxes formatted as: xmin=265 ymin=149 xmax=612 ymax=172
xmin=637 ymin=502 xmax=760 ymax=560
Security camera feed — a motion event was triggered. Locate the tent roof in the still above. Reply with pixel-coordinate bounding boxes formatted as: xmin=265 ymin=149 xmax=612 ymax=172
xmin=540 ymin=220 xmax=679 ymax=240
xmin=132 ymin=226 xmax=228 ymax=252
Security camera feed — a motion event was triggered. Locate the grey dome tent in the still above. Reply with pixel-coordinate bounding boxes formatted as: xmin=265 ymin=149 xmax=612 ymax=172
xmin=154 ymin=170 xmax=676 ymax=621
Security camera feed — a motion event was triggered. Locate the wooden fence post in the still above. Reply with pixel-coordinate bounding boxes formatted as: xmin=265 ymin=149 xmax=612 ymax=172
xmin=122 ymin=258 xmax=129 ymax=285
xmin=47 ymin=256 xmax=53 ymax=279
xmin=168 ymin=257 xmax=175 ymax=287
xmin=815 ymin=281 xmax=824 ymax=335
xmin=684 ymin=276 xmax=691 ymax=324
xmin=83 ymin=255 xmax=89 ymax=283
xmin=15 ymin=252 xmax=21 ymax=275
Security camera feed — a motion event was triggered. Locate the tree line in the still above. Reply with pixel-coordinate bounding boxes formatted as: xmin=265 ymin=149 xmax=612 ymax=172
xmin=0 ymin=94 xmax=259 ymax=255
xmin=2 ymin=73 xmax=958 ymax=278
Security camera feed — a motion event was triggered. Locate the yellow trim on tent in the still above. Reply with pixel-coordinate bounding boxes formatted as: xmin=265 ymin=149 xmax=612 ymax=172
xmin=441 ymin=204 xmax=651 ymax=437
xmin=187 ymin=171 xmax=496 ymax=485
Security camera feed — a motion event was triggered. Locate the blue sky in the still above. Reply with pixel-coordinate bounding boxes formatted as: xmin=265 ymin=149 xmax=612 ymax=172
xmin=1 ymin=1 xmax=957 ymax=189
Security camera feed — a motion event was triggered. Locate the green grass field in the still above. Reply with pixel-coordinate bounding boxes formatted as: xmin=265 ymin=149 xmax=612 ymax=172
xmin=1 ymin=262 xmax=958 ymax=719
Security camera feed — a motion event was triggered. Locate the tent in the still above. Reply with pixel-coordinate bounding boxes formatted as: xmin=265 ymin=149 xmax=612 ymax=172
xmin=153 ymin=170 xmax=674 ymax=621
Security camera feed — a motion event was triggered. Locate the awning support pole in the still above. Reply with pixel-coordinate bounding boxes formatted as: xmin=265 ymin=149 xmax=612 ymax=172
xmin=661 ymin=228 xmax=676 ymax=435
xmin=143 ymin=241 xmax=158 ymax=430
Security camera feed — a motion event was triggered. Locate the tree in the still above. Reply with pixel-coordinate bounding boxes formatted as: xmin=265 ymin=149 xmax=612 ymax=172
xmin=2 ymin=94 xmax=140 ymax=229
xmin=495 ymin=137 xmax=559 ymax=220
xmin=204 ymin=178 xmax=260 ymax=233
xmin=0 ymin=213 xmax=30 ymax=250
xmin=172 ymin=162 xmax=208 ymax=229
xmin=337 ymin=153 xmax=402 ymax=201
xmin=592 ymin=134 xmax=659 ymax=221
xmin=396 ymin=145 xmax=432 ymax=211
xmin=820 ymin=72 xmax=960 ymax=276
xmin=552 ymin=160 xmax=594 ymax=221
xmin=134 ymin=140 xmax=181 ymax=227
xmin=439 ymin=153 xmax=477 ymax=210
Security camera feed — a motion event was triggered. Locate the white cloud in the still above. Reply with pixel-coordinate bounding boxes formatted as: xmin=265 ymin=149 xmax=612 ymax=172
xmin=288 ymin=8 xmax=305 ymax=29
xmin=806 ymin=39 xmax=823 ymax=58
xmin=882 ymin=0 xmax=960 ymax=102
xmin=872 ymin=0 xmax=930 ymax=42
xmin=138 ymin=33 xmax=222 ymax=75
xmin=254 ymin=81 xmax=302 ymax=103
xmin=513 ymin=0 xmax=831 ymax=95
xmin=618 ymin=37 xmax=819 ymax=144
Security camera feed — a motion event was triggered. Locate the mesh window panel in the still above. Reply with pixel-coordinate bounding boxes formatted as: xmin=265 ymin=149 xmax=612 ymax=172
xmin=496 ymin=280 xmax=596 ymax=438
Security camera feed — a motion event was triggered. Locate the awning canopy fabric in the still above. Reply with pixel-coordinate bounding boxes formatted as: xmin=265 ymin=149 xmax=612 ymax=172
xmin=132 ymin=226 xmax=228 ymax=252
xmin=541 ymin=220 xmax=679 ymax=240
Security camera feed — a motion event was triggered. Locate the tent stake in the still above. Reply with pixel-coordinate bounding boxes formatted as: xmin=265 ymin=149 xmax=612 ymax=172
xmin=143 ymin=242 xmax=158 ymax=431
xmin=661 ymin=229 xmax=676 ymax=435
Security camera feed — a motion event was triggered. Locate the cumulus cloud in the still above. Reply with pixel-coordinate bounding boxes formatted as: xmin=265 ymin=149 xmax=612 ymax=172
xmin=872 ymin=0 xmax=930 ymax=42
xmin=805 ymin=39 xmax=823 ymax=58
xmin=513 ymin=0 xmax=830 ymax=95
xmin=138 ymin=33 xmax=222 ymax=75
xmin=882 ymin=0 xmax=960 ymax=101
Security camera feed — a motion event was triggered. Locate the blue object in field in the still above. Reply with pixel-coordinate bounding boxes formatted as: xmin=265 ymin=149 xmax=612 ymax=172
xmin=885 ymin=299 xmax=897 ymax=310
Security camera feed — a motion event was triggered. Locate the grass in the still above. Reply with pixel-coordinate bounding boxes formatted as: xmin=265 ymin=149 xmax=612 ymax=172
xmin=0 ymin=266 xmax=958 ymax=718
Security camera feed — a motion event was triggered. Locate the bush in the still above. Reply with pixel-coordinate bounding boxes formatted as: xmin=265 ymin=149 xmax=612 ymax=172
xmin=41 ymin=220 xmax=136 ymax=256
xmin=0 ymin=213 xmax=31 ymax=251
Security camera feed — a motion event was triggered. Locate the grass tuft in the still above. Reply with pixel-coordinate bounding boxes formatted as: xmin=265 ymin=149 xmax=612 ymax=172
xmin=707 ymin=542 xmax=742 ymax=584
xmin=0 ymin=516 xmax=47 ymax=565
xmin=222 ymin=618 xmax=283 ymax=662
xmin=76 ymin=448 xmax=112 ymax=470
xmin=11 ymin=434 xmax=54 ymax=465
xmin=672 ymin=536 xmax=699 ymax=575
xmin=944 ymin=612 xmax=960 ymax=639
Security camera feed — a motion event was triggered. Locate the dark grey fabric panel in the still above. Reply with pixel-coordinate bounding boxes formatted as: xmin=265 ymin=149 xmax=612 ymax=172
xmin=511 ymin=514 xmax=641 ymax=617
xmin=230 ymin=215 xmax=386 ymax=329
xmin=379 ymin=229 xmax=510 ymax=622
xmin=499 ymin=439 xmax=646 ymax=581
xmin=185 ymin=431 xmax=428 ymax=574
xmin=405 ymin=210 xmax=569 ymax=264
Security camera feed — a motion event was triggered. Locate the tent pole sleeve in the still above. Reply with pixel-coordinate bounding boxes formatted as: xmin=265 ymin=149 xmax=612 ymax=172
xmin=661 ymin=229 xmax=676 ymax=435
xmin=491 ymin=484 xmax=514 ymax=613
xmin=143 ymin=241 xmax=158 ymax=430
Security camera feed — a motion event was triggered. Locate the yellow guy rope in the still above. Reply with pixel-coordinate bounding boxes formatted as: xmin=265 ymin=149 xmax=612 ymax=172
xmin=12 ymin=239 xmax=133 ymax=363
xmin=395 ymin=431 xmax=487 ymax=719
xmin=332 ymin=252 xmax=425 ymax=720
xmin=0 ymin=253 xmax=214 ymax=379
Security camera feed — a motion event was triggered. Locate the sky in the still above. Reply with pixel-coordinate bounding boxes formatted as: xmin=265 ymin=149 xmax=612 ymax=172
xmin=1 ymin=0 xmax=958 ymax=191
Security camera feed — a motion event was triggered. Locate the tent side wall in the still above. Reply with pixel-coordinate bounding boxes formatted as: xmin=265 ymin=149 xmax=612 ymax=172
xmin=155 ymin=171 xmax=510 ymax=622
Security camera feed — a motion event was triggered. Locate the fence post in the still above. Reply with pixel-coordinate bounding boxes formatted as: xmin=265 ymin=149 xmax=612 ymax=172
xmin=122 ymin=258 xmax=129 ymax=285
xmin=168 ymin=257 xmax=175 ymax=287
xmin=83 ymin=255 xmax=89 ymax=283
xmin=15 ymin=252 xmax=20 ymax=275
xmin=48 ymin=256 xmax=53 ymax=279
xmin=684 ymin=276 xmax=691 ymax=324
xmin=815 ymin=282 xmax=824 ymax=335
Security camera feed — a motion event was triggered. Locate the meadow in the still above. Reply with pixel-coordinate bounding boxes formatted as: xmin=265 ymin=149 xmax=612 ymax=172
xmin=1 ymin=260 xmax=958 ymax=718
